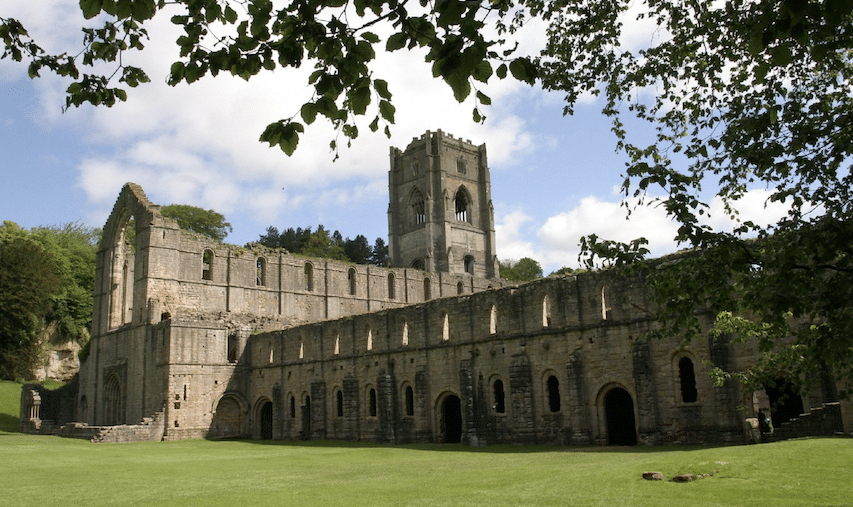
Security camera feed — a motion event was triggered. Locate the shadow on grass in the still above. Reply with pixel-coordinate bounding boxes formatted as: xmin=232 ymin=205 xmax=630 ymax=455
xmin=0 ymin=413 xmax=21 ymax=433
xmin=226 ymin=437 xmax=744 ymax=455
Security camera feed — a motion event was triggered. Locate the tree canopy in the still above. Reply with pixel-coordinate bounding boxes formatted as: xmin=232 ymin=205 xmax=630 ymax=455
xmin=499 ymin=257 xmax=542 ymax=282
xmin=258 ymin=225 xmax=388 ymax=266
xmin=161 ymin=204 xmax=232 ymax=242
xmin=0 ymin=221 xmax=98 ymax=380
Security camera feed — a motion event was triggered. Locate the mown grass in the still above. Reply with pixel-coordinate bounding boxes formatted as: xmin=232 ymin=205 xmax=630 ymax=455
xmin=1 ymin=380 xmax=850 ymax=507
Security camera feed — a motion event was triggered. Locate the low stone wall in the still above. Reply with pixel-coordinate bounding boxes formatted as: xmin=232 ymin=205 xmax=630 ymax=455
xmin=770 ymin=402 xmax=847 ymax=441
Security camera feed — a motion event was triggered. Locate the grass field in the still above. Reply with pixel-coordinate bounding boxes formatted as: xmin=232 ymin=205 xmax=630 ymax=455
xmin=1 ymin=380 xmax=851 ymax=507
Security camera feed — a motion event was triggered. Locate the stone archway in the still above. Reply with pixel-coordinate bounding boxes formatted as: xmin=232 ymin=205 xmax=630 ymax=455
xmin=210 ymin=395 xmax=244 ymax=439
xmin=259 ymin=401 xmax=273 ymax=440
xmin=765 ymin=378 xmax=804 ymax=428
xmin=604 ymin=387 xmax=637 ymax=446
xmin=439 ymin=394 xmax=462 ymax=443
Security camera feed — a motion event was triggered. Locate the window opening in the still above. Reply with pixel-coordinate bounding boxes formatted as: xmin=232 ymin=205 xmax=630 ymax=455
xmin=456 ymin=158 xmax=466 ymax=174
xmin=412 ymin=259 xmax=425 ymax=271
xmin=227 ymin=334 xmax=238 ymax=363
xmin=424 ymin=277 xmax=431 ymax=300
xmin=457 ymin=281 xmax=464 ymax=294
xmin=601 ymin=286 xmax=610 ymax=320
xmin=334 ymin=334 xmax=340 ymax=355
xmin=289 ymin=395 xmax=296 ymax=418
xmin=489 ymin=305 xmax=497 ymax=335
xmin=348 ymin=268 xmax=357 ymax=295
xmin=402 ymin=320 xmax=409 ymax=346
xmin=202 ymin=249 xmax=213 ymax=280
xmin=679 ymin=357 xmax=698 ymax=403
xmin=442 ymin=313 xmax=449 ymax=341
xmin=547 ymin=375 xmax=561 ymax=412
xmin=336 ymin=389 xmax=344 ymax=417
xmin=455 ymin=189 xmax=469 ymax=222
xmin=542 ymin=296 xmax=552 ymax=327
xmin=464 ymin=255 xmax=474 ymax=274
xmin=366 ymin=327 xmax=373 ymax=351
xmin=493 ymin=379 xmax=506 ymax=413
xmin=388 ymin=272 xmax=396 ymax=299
xmin=369 ymin=388 xmax=377 ymax=417
xmin=405 ymin=385 xmax=414 ymax=416
xmin=256 ymin=257 xmax=266 ymax=286
xmin=411 ymin=160 xmax=420 ymax=176
xmin=304 ymin=263 xmax=314 ymax=292
xmin=411 ymin=189 xmax=426 ymax=225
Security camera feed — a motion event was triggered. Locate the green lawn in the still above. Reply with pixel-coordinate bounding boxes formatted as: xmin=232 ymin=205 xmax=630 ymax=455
xmin=1 ymin=380 xmax=850 ymax=506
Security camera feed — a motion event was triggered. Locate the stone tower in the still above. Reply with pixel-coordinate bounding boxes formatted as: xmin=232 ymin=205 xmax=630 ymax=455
xmin=387 ymin=130 xmax=498 ymax=278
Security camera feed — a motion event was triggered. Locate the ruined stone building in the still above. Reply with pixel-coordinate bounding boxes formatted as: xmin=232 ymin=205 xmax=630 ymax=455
xmin=21 ymin=130 xmax=852 ymax=444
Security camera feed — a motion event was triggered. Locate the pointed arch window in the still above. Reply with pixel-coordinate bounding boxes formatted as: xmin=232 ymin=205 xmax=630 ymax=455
xmin=442 ymin=312 xmax=449 ymax=341
xmin=542 ymin=295 xmax=552 ymax=327
xmin=493 ymin=379 xmax=506 ymax=413
xmin=455 ymin=188 xmax=470 ymax=222
xmin=256 ymin=257 xmax=266 ymax=286
xmin=412 ymin=258 xmax=425 ymax=271
xmin=404 ymin=385 xmax=414 ymax=416
xmin=411 ymin=189 xmax=426 ymax=225
xmin=368 ymin=388 xmax=377 ymax=417
xmin=547 ymin=375 xmax=561 ymax=412
xmin=402 ymin=320 xmax=409 ymax=346
xmin=304 ymin=262 xmax=314 ymax=292
xmin=348 ymin=268 xmax=357 ymax=295
xmin=679 ymin=357 xmax=698 ymax=403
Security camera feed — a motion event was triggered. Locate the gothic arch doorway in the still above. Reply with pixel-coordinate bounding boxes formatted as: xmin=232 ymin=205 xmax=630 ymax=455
xmin=604 ymin=387 xmax=637 ymax=446
xmin=439 ymin=394 xmax=462 ymax=443
xmin=259 ymin=401 xmax=273 ymax=440
xmin=210 ymin=394 xmax=246 ymax=439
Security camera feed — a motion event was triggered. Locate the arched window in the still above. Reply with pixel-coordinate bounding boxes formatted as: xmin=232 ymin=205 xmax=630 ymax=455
xmin=679 ymin=357 xmax=698 ymax=403
xmin=404 ymin=385 xmax=414 ymax=416
xmin=411 ymin=189 xmax=426 ymax=225
xmin=336 ymin=389 xmax=344 ymax=417
xmin=601 ymin=286 xmax=610 ymax=320
xmin=493 ymin=379 xmax=506 ymax=413
xmin=489 ymin=305 xmax=497 ymax=335
xmin=442 ymin=312 xmax=449 ymax=341
xmin=456 ymin=157 xmax=467 ymax=174
xmin=412 ymin=259 xmax=425 ymax=271
xmin=464 ymin=255 xmax=474 ymax=274
xmin=424 ymin=277 xmax=431 ymax=300
xmin=547 ymin=375 xmax=561 ymax=412
xmin=227 ymin=334 xmax=238 ymax=363
xmin=289 ymin=395 xmax=296 ymax=418
xmin=348 ymin=268 xmax=356 ymax=295
xmin=369 ymin=388 xmax=377 ymax=417
xmin=388 ymin=272 xmax=396 ymax=300
xmin=455 ymin=188 xmax=470 ymax=222
xmin=366 ymin=326 xmax=373 ymax=351
xmin=304 ymin=262 xmax=314 ymax=292
xmin=411 ymin=160 xmax=420 ymax=176
xmin=457 ymin=281 xmax=464 ymax=294
xmin=202 ymin=249 xmax=213 ymax=280
xmin=334 ymin=333 xmax=340 ymax=355
xmin=402 ymin=320 xmax=409 ymax=346
xmin=542 ymin=296 xmax=552 ymax=327
xmin=256 ymin=257 xmax=266 ymax=286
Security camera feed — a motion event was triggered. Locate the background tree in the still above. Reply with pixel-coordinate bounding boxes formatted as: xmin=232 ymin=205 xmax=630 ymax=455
xmin=499 ymin=257 xmax=543 ymax=282
xmin=370 ymin=237 xmax=389 ymax=267
xmin=536 ymin=0 xmax=853 ymax=397
xmin=161 ymin=204 xmax=232 ymax=242
xmin=0 ymin=221 xmax=98 ymax=380
xmin=343 ymin=235 xmax=372 ymax=265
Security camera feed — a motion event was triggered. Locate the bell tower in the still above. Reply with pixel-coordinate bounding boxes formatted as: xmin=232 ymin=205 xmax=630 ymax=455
xmin=387 ymin=130 xmax=498 ymax=279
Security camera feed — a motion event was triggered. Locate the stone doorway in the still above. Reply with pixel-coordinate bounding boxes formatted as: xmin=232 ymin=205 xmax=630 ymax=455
xmin=766 ymin=378 xmax=804 ymax=428
xmin=605 ymin=388 xmax=637 ymax=445
xmin=301 ymin=395 xmax=311 ymax=440
xmin=259 ymin=401 xmax=273 ymax=440
xmin=440 ymin=395 xmax=462 ymax=443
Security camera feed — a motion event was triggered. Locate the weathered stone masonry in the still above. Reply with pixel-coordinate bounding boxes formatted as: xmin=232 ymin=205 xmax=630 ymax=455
xmin=21 ymin=130 xmax=852 ymax=443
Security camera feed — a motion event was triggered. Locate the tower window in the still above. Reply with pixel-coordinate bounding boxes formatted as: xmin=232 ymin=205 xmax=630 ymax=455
xmin=456 ymin=158 xmax=466 ymax=174
xmin=455 ymin=188 xmax=470 ymax=222
xmin=411 ymin=161 xmax=420 ymax=176
xmin=464 ymin=255 xmax=474 ymax=275
xmin=411 ymin=189 xmax=426 ymax=225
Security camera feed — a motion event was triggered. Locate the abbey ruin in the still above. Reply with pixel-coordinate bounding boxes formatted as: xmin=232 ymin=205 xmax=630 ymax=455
xmin=21 ymin=129 xmax=852 ymax=444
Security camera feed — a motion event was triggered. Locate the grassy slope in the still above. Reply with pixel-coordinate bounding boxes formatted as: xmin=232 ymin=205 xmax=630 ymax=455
xmin=1 ymin=381 xmax=850 ymax=507
xmin=0 ymin=380 xmax=22 ymax=432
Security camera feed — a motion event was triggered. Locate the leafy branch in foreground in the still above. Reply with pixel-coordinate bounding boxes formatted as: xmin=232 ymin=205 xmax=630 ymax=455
xmin=1 ymin=0 xmax=538 ymax=156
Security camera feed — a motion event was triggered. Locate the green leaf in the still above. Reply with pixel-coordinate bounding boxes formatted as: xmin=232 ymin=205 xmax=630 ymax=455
xmin=373 ymin=79 xmax=391 ymax=100
xmin=379 ymin=100 xmax=395 ymax=123
xmin=476 ymin=90 xmax=491 ymax=106
xmin=386 ymin=32 xmax=408 ymax=52
xmin=496 ymin=63 xmax=507 ymax=79
xmin=301 ymin=102 xmax=317 ymax=125
xmin=79 ymin=0 xmax=104 ymax=19
xmin=361 ymin=32 xmax=380 ymax=44
xmin=508 ymin=58 xmax=537 ymax=84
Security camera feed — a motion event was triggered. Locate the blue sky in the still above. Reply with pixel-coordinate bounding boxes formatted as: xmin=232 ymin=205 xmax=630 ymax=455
xmin=0 ymin=1 xmax=789 ymax=273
